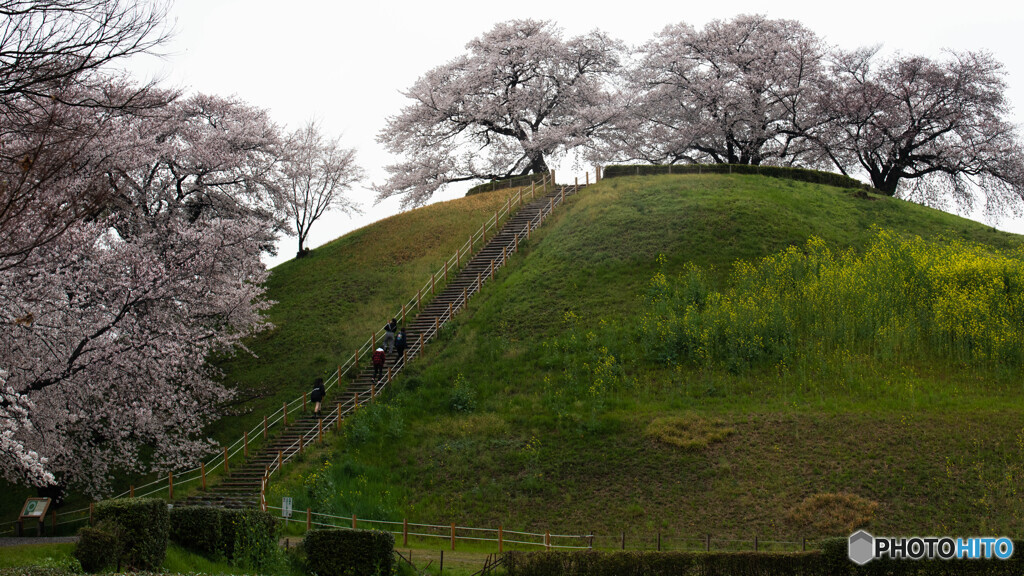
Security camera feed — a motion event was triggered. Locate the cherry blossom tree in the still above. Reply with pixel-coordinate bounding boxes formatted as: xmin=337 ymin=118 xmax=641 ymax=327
xmin=608 ymin=15 xmax=827 ymax=167
xmin=282 ymin=121 xmax=362 ymax=257
xmin=0 ymin=0 xmax=170 ymax=266
xmin=0 ymin=88 xmax=287 ymax=495
xmin=376 ymin=19 xmax=622 ymax=207
xmin=817 ymin=48 xmax=1024 ymax=213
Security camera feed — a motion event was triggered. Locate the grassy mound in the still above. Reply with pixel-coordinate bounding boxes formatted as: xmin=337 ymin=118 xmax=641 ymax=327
xmin=261 ymin=173 xmax=1024 ymax=542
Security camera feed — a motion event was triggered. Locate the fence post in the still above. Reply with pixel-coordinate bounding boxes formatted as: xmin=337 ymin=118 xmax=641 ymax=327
xmin=224 ymin=446 xmax=229 ymax=473
xmin=402 ymin=303 xmax=406 ymax=323
xmin=447 ymin=302 xmax=452 ymax=320
xmin=755 ymin=535 xmax=758 ymax=552
xmin=307 ymin=508 xmax=311 ymax=531
xmin=658 ymin=531 xmax=661 ymax=551
xmin=201 ymin=462 xmax=206 ymax=491
xmin=278 ymin=450 xmax=283 ymax=470
xmin=803 ymin=537 xmax=806 ymax=551
xmin=372 ymin=330 xmax=376 ymax=350
xmin=490 ymin=260 xmax=494 ymax=279
xmin=575 ymin=176 xmax=578 ymax=188
xmin=499 ymin=525 xmax=503 ymax=553
xmin=318 ymin=419 xmax=323 ymax=443
xmin=89 ymin=503 xmax=94 ymax=525
xmin=404 ymin=518 xmax=409 ymax=546
xmin=417 ymin=288 xmax=422 ymax=309
xmin=457 ymin=246 xmax=461 ymax=268
xmin=451 ymin=522 xmax=456 ymax=550
xmin=355 ymin=348 xmax=359 ymax=368
xmin=476 ymin=273 xmax=481 ymax=292
xmin=434 ymin=317 xmax=438 ymax=335
xmin=355 ymin=392 xmax=360 ymax=407
xmin=244 ymin=430 xmax=249 ymax=458
xmin=298 ymin=433 xmax=303 ymax=454
xmin=444 ymin=259 xmax=448 ymax=283
xmin=531 ymin=181 xmax=535 ymax=199
xmin=706 ymin=534 xmax=711 ymax=552
xmin=352 ymin=514 xmax=357 ymax=529
xmin=431 ymin=273 xmax=435 ymax=294
xmin=586 ymin=172 xmax=590 ymax=185
xmin=168 ymin=472 xmax=173 ymax=500
xmin=283 ymin=402 xmax=288 ymax=426
xmin=514 ymin=234 xmax=518 ymax=252
xmin=338 ymin=364 xmax=342 ymax=384
xmin=130 ymin=485 xmax=134 ymax=498
xmin=418 ymin=333 xmax=423 ymax=352
xmin=462 ymin=287 xmax=467 ymax=309
xmin=546 ymin=531 xmax=551 ymax=550
xmin=336 ymin=403 xmax=342 ymax=431
xmin=303 ymin=392 xmax=307 ymax=412
xmin=621 ymin=532 xmax=625 ymax=550
xmin=263 ymin=415 xmax=268 ymax=440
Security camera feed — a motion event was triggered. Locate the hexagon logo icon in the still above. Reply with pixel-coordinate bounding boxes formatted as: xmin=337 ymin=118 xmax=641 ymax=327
xmin=849 ymin=530 xmax=875 ymax=565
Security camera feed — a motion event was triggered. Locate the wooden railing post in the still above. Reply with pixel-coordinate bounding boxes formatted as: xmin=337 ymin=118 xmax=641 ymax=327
xmin=307 ymin=508 xmax=311 ymax=531
xmin=224 ymin=446 xmax=229 ymax=473
xmin=283 ymin=402 xmax=288 ymax=426
xmin=462 ymin=287 xmax=467 ymax=309
xmin=336 ymin=403 xmax=342 ymax=431
xmin=490 ymin=260 xmax=495 ymax=279
xmin=303 ymin=392 xmax=307 ymax=412
xmin=586 ymin=171 xmax=590 ymax=185
xmin=318 ymin=419 xmax=323 ymax=443
xmin=434 ymin=317 xmax=438 ymax=335
xmin=431 ymin=273 xmax=435 ymax=294
xmin=278 ymin=450 xmax=283 ymax=470
xmin=337 ymin=364 xmax=342 ymax=383
xmin=168 ymin=472 xmax=174 ymax=500
xmin=451 ymin=522 xmax=456 ymax=550
xmin=263 ymin=415 xmax=268 ymax=440
xmin=244 ymin=430 xmax=249 ymax=458
xmin=499 ymin=525 xmax=503 ymax=553
xmin=201 ymin=462 xmax=206 ymax=491
xmin=417 ymin=288 xmax=422 ymax=309
xmin=447 ymin=302 xmax=452 ymax=320
xmin=352 ymin=514 xmax=357 ymax=529
xmin=404 ymin=518 xmax=409 ymax=546
xmin=130 ymin=485 xmax=134 ymax=497
xmin=371 ymin=330 xmax=376 ymax=350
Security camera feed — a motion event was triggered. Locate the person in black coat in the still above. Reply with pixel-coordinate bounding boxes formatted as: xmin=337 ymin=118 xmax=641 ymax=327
xmin=311 ymin=377 xmax=326 ymax=418
xmin=395 ymin=328 xmax=407 ymax=358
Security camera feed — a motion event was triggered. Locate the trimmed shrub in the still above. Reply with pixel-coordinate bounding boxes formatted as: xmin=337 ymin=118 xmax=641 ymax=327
xmin=304 ymin=528 xmax=395 ymax=576
xmin=602 ymin=163 xmax=871 ymax=191
xmin=466 ymin=173 xmax=547 ymax=196
xmin=505 ymin=547 xmax=1024 ymax=576
xmin=74 ymin=520 xmax=122 ymax=572
xmin=221 ymin=509 xmax=279 ymax=570
xmin=92 ymin=497 xmax=168 ymax=571
xmin=169 ymin=506 xmax=223 ymax=557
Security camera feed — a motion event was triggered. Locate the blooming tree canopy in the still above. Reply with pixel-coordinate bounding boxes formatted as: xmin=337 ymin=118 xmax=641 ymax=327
xmin=603 ymin=15 xmax=827 ymax=167
xmin=818 ymin=49 xmax=1024 ymax=213
xmin=376 ymin=19 xmax=622 ymax=207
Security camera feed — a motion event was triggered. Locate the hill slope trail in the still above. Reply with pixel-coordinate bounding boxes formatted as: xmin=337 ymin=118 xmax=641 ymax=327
xmin=181 ymin=183 xmax=584 ymax=509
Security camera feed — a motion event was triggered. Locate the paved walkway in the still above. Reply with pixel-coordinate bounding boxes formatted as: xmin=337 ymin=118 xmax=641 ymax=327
xmin=0 ymin=536 xmax=78 ymax=547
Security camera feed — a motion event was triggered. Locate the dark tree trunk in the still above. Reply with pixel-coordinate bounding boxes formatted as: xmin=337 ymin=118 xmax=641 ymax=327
xmin=526 ymin=150 xmax=549 ymax=175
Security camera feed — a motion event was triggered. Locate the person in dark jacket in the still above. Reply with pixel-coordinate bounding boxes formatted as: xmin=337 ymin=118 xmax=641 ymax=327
xmin=372 ymin=347 xmax=386 ymax=381
xmin=383 ymin=318 xmax=398 ymax=353
xmin=394 ymin=328 xmax=407 ymax=358
xmin=311 ymin=377 xmax=326 ymax=418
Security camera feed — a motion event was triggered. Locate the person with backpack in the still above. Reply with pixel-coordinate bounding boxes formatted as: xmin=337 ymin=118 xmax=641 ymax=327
xmin=383 ymin=318 xmax=398 ymax=353
xmin=372 ymin=347 xmax=386 ymax=382
xmin=311 ymin=377 xmax=326 ymax=418
xmin=395 ymin=328 xmax=407 ymax=358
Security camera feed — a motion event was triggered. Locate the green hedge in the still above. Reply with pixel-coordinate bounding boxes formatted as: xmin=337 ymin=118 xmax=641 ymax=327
xmin=503 ymin=545 xmax=1024 ymax=576
xmin=602 ymin=163 xmax=871 ymax=191
xmin=166 ymin=506 xmax=277 ymax=567
xmin=466 ymin=173 xmax=548 ymax=196
xmin=168 ymin=506 xmax=223 ymax=557
xmin=220 ymin=509 xmax=278 ymax=569
xmin=74 ymin=521 xmax=122 ymax=572
xmin=304 ymin=528 xmax=395 ymax=576
xmin=503 ymin=550 xmax=820 ymax=576
xmin=91 ymin=497 xmax=168 ymax=571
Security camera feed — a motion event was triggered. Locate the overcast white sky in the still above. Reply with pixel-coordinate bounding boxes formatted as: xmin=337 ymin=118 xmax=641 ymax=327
xmin=126 ymin=0 xmax=1024 ymax=267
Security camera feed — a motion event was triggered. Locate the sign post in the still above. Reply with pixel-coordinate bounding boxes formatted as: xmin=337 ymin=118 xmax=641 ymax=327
xmin=19 ymin=497 xmax=51 ymax=536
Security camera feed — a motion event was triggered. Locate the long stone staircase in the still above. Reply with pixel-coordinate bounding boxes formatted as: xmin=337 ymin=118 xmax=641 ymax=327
xmin=180 ymin=183 xmax=584 ymax=510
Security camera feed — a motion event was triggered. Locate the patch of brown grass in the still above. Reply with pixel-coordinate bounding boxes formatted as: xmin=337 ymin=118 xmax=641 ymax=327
xmin=786 ymin=492 xmax=879 ymax=536
xmin=645 ymin=415 xmax=735 ymax=450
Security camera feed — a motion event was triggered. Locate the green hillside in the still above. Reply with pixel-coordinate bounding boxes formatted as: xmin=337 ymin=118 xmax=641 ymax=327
xmin=258 ymin=173 xmax=1024 ymax=543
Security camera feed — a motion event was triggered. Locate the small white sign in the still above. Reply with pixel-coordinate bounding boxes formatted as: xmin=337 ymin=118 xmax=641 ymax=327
xmin=282 ymin=496 xmax=293 ymax=518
